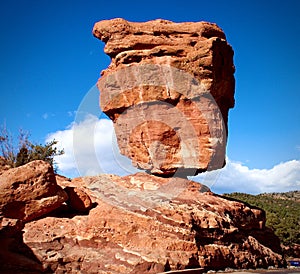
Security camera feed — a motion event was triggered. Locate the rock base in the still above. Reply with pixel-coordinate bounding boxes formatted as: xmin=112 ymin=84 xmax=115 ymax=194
xmin=0 ymin=170 xmax=285 ymax=273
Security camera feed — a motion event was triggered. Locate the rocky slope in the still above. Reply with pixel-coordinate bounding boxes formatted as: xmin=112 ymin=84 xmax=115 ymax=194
xmin=0 ymin=161 xmax=286 ymax=273
xmin=94 ymin=18 xmax=235 ymax=176
xmin=224 ymin=192 xmax=300 ymax=259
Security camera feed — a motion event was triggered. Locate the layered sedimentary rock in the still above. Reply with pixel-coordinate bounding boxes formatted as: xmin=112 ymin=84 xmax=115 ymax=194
xmin=20 ymin=173 xmax=284 ymax=273
xmin=0 ymin=19 xmax=288 ymax=274
xmin=0 ymin=162 xmax=286 ymax=273
xmin=94 ymin=18 xmax=235 ymax=175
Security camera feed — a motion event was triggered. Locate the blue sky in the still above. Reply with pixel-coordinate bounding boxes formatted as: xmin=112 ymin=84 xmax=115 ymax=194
xmin=1 ymin=0 xmax=300 ymax=193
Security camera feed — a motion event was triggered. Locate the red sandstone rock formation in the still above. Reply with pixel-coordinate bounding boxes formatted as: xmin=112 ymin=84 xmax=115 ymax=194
xmin=20 ymin=173 xmax=284 ymax=273
xmin=0 ymin=20 xmax=288 ymax=274
xmin=0 ymin=162 xmax=286 ymax=273
xmin=0 ymin=160 xmax=67 ymax=222
xmin=94 ymin=18 xmax=235 ymax=176
xmin=0 ymin=161 xmax=93 ymax=273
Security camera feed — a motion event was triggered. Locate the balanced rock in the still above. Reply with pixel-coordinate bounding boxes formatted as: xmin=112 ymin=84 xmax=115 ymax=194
xmin=22 ymin=173 xmax=284 ymax=273
xmin=94 ymin=18 xmax=235 ymax=176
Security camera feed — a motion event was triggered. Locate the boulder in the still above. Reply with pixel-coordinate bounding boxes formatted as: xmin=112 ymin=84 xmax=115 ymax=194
xmin=0 ymin=19 xmax=286 ymax=274
xmin=55 ymin=175 xmax=93 ymax=212
xmin=0 ymin=160 xmax=68 ymax=222
xmin=64 ymin=186 xmax=93 ymax=212
xmin=22 ymin=173 xmax=285 ymax=273
xmin=94 ymin=18 xmax=235 ymax=176
xmin=0 ymin=160 xmax=68 ymax=273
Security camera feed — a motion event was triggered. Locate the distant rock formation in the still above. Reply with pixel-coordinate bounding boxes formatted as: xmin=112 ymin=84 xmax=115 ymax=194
xmin=94 ymin=18 xmax=235 ymax=176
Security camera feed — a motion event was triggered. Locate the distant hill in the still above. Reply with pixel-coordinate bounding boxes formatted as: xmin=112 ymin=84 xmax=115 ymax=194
xmin=224 ymin=191 xmax=300 ymax=246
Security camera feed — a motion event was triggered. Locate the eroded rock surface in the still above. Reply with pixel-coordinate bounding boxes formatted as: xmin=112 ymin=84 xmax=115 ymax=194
xmin=0 ymin=160 xmax=67 ymax=222
xmin=0 ymin=19 xmax=288 ymax=274
xmin=0 ymin=161 xmax=68 ymax=273
xmin=21 ymin=173 xmax=284 ymax=273
xmin=94 ymin=18 xmax=235 ymax=176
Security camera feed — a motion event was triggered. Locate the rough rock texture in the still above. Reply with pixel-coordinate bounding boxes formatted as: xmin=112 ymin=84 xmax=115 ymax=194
xmin=65 ymin=186 xmax=93 ymax=212
xmin=18 ymin=173 xmax=284 ymax=273
xmin=94 ymin=18 xmax=235 ymax=176
xmin=0 ymin=156 xmax=11 ymax=175
xmin=0 ymin=20 xmax=288 ymax=274
xmin=0 ymin=161 xmax=69 ymax=273
xmin=0 ymin=160 xmax=68 ymax=222
xmin=55 ymin=175 xmax=93 ymax=212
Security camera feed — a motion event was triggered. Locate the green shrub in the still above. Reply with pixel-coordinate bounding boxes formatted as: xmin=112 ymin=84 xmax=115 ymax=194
xmin=0 ymin=124 xmax=64 ymax=172
xmin=224 ymin=191 xmax=300 ymax=246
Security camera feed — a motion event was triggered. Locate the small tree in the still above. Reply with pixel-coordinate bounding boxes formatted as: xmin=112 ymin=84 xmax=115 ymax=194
xmin=27 ymin=140 xmax=64 ymax=170
xmin=0 ymin=124 xmax=64 ymax=172
xmin=0 ymin=124 xmax=16 ymax=167
xmin=15 ymin=146 xmax=29 ymax=167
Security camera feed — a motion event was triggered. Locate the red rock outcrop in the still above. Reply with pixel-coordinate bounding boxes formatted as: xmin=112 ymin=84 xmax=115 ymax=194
xmin=0 ymin=20 xmax=288 ymax=274
xmin=0 ymin=161 xmax=96 ymax=273
xmin=94 ymin=18 xmax=235 ymax=176
xmin=55 ymin=175 xmax=93 ymax=212
xmin=0 ymin=160 xmax=68 ymax=223
xmin=19 ymin=173 xmax=284 ymax=273
xmin=64 ymin=186 xmax=93 ymax=212
xmin=0 ymin=161 xmax=69 ymax=273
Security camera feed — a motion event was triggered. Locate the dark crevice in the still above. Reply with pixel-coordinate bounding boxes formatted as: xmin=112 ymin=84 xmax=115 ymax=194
xmin=46 ymin=202 xmax=98 ymax=219
xmin=0 ymin=230 xmax=47 ymax=273
xmin=132 ymin=43 xmax=158 ymax=51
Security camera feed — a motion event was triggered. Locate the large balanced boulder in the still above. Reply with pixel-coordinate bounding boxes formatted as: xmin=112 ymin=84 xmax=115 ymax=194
xmin=94 ymin=18 xmax=235 ymax=176
xmin=0 ymin=19 xmax=286 ymax=274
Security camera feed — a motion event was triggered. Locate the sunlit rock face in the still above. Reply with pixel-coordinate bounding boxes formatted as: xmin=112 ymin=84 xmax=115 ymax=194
xmin=0 ymin=20 xmax=288 ymax=274
xmin=94 ymin=18 xmax=235 ymax=176
xmin=0 ymin=160 xmax=67 ymax=222
xmin=22 ymin=174 xmax=285 ymax=273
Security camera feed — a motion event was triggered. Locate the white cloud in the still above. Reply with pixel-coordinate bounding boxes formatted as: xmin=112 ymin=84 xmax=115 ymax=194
xmin=46 ymin=114 xmax=138 ymax=178
xmin=192 ymin=158 xmax=300 ymax=194
xmin=47 ymin=115 xmax=300 ymax=194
